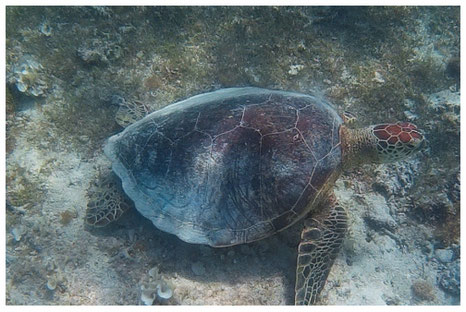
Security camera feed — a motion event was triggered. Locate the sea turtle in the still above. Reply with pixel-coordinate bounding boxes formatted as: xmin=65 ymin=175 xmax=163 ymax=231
xmin=86 ymin=87 xmax=424 ymax=305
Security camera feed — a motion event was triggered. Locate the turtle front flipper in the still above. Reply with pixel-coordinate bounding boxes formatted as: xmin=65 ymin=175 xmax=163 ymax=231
xmin=85 ymin=168 xmax=133 ymax=227
xmin=295 ymin=194 xmax=348 ymax=305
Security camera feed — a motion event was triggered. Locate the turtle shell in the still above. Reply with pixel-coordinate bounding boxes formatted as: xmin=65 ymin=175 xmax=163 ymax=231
xmin=104 ymin=88 xmax=343 ymax=247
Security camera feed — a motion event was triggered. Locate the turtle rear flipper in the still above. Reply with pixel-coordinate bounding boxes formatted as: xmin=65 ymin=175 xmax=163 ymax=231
xmin=295 ymin=194 xmax=348 ymax=305
xmin=85 ymin=169 xmax=133 ymax=227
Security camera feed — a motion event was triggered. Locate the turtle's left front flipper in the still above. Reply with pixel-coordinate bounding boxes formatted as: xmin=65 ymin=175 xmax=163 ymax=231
xmin=294 ymin=194 xmax=348 ymax=305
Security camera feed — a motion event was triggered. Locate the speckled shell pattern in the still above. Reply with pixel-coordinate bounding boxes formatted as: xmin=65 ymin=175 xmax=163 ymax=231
xmin=105 ymin=88 xmax=343 ymax=247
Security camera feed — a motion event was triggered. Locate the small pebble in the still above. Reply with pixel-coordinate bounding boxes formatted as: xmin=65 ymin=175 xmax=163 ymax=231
xmin=373 ymin=71 xmax=385 ymax=83
xmin=191 ymin=261 xmax=206 ymax=276
xmin=404 ymin=110 xmax=418 ymax=121
xmin=46 ymin=277 xmax=57 ymax=290
xmin=288 ymin=64 xmax=304 ymax=76
xmin=11 ymin=227 xmax=23 ymax=242
xmin=435 ymin=249 xmax=453 ymax=263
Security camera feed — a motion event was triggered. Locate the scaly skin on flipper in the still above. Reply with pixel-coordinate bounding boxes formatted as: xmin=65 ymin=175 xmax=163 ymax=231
xmin=295 ymin=194 xmax=348 ymax=305
xmin=85 ymin=169 xmax=133 ymax=227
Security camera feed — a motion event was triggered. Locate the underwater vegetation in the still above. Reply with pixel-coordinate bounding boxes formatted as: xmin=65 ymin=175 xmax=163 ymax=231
xmin=5 ymin=6 xmax=460 ymax=305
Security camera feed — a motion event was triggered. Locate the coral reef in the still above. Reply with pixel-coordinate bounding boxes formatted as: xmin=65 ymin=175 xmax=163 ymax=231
xmin=445 ymin=56 xmax=460 ymax=86
xmin=140 ymin=267 xmax=174 ymax=305
xmin=411 ymin=280 xmax=436 ymax=302
xmin=5 ymin=6 xmax=459 ymax=305
xmin=77 ymin=38 xmax=122 ymax=65
xmin=8 ymin=55 xmax=48 ymax=97
xmin=426 ymin=90 xmax=460 ymax=133
xmin=438 ymin=258 xmax=460 ymax=297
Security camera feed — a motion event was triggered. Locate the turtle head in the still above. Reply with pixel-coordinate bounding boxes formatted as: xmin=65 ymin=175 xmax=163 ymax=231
xmin=341 ymin=122 xmax=424 ymax=167
xmin=371 ymin=122 xmax=424 ymax=163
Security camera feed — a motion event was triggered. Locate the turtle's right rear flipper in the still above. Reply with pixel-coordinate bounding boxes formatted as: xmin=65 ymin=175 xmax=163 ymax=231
xmin=294 ymin=195 xmax=348 ymax=305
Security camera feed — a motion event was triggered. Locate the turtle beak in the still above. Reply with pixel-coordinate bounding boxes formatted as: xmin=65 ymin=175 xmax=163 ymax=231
xmin=404 ymin=123 xmax=424 ymax=153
